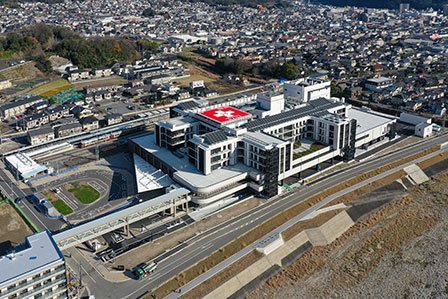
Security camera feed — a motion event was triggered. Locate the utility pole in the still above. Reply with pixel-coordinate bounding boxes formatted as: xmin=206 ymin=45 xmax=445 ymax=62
xmin=15 ymin=162 xmax=19 ymax=185
xmin=95 ymin=143 xmax=100 ymax=161
xmin=77 ymin=262 xmax=82 ymax=299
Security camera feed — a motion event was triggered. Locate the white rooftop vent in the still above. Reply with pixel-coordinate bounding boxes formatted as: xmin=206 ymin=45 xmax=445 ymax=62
xmin=6 ymin=251 xmax=16 ymax=260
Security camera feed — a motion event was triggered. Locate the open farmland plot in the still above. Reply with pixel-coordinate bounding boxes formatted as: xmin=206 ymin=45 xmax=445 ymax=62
xmin=29 ymin=79 xmax=72 ymax=97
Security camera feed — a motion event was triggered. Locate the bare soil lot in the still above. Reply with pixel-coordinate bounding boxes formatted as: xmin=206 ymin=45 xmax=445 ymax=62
xmin=0 ymin=62 xmax=44 ymax=82
xmin=0 ymin=202 xmax=33 ymax=255
xmin=175 ymin=62 xmax=244 ymax=94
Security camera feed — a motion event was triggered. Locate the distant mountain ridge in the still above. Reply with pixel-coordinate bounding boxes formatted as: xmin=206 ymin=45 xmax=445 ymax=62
xmin=314 ymin=0 xmax=448 ymax=10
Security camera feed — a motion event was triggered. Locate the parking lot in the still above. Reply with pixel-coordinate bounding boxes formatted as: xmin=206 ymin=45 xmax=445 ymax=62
xmin=96 ymin=98 xmax=147 ymax=116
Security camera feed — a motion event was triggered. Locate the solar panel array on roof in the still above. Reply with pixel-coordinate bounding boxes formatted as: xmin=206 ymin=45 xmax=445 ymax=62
xmin=311 ymin=110 xmax=330 ymax=117
xmin=245 ymin=98 xmax=341 ymax=132
xmin=202 ymin=130 xmax=228 ymax=145
xmin=176 ymin=100 xmax=200 ymax=111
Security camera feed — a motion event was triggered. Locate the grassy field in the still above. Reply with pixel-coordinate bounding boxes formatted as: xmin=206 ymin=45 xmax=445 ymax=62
xmin=29 ymin=79 xmax=72 ymax=97
xmin=174 ymin=63 xmax=244 ymax=94
xmin=52 ymin=200 xmax=73 ymax=215
xmin=68 ymin=183 xmax=100 ymax=204
xmin=41 ymin=190 xmax=73 ymax=215
xmin=0 ymin=50 xmax=17 ymax=60
xmin=175 ymin=73 xmax=215 ymax=87
xmin=71 ymin=76 xmax=128 ymax=90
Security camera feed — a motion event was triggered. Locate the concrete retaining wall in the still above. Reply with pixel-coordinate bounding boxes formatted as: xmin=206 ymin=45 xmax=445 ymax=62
xmin=204 ymin=211 xmax=355 ymax=299
xmin=306 ymin=211 xmax=355 ymax=246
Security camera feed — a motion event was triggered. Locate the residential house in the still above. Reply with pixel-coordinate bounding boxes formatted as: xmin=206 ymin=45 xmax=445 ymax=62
xmin=0 ymin=79 xmax=12 ymax=90
xmin=45 ymin=105 xmax=71 ymax=122
xmin=80 ymin=116 xmax=99 ymax=131
xmin=27 ymin=127 xmax=55 ymax=145
xmin=54 ymin=122 xmax=83 ymax=138
xmin=71 ymin=106 xmax=93 ymax=119
xmin=67 ymin=69 xmax=91 ymax=82
xmin=104 ymin=113 xmax=123 ymax=126
xmin=91 ymin=67 xmax=113 ymax=78
xmin=0 ymin=96 xmax=44 ymax=119
xmin=20 ymin=112 xmax=50 ymax=130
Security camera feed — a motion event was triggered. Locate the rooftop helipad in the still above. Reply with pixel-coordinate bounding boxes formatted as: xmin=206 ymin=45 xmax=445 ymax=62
xmin=199 ymin=107 xmax=250 ymax=124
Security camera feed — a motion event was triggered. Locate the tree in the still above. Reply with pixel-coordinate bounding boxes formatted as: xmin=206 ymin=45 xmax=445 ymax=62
xmin=330 ymin=82 xmax=343 ymax=97
xmin=260 ymin=59 xmax=281 ymax=78
xmin=229 ymin=59 xmax=250 ymax=74
xmin=0 ymin=24 xmax=139 ymax=68
xmin=279 ymin=62 xmax=298 ymax=80
xmin=142 ymin=7 xmax=157 ymax=17
xmin=6 ymin=33 xmax=33 ymax=51
xmin=33 ymin=55 xmax=52 ymax=73
xmin=215 ymin=58 xmax=253 ymax=74
xmin=137 ymin=39 xmax=161 ymax=53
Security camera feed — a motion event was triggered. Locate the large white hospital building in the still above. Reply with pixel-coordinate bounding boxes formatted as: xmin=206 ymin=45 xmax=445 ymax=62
xmin=130 ymin=79 xmax=397 ymax=205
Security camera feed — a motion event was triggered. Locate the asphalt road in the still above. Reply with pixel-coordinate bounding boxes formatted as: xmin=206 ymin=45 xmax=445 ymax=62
xmin=0 ymin=165 xmax=129 ymax=232
xmin=168 ymin=146 xmax=445 ymax=298
xmin=97 ymin=215 xmax=194 ymax=263
xmin=34 ymin=169 xmax=124 ymax=223
xmin=62 ymin=133 xmax=448 ymax=299
xmin=0 ymin=166 xmax=54 ymax=232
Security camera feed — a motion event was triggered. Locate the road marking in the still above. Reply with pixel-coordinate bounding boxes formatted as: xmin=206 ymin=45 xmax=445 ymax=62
xmin=201 ymin=243 xmax=213 ymax=249
xmin=33 ymin=135 xmax=448 ymax=298
xmin=80 ymin=264 xmax=97 ymax=284
xmin=149 ymin=272 xmax=161 ymax=280
xmin=21 ymin=201 xmax=48 ymax=230
xmin=73 ymin=248 xmax=100 ymax=283
xmin=0 ymin=170 xmax=49 ymax=230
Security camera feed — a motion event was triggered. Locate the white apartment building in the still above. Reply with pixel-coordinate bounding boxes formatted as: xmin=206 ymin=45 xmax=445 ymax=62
xmin=283 ymin=77 xmax=331 ymax=104
xmin=0 ymin=231 xmax=68 ymax=299
xmin=365 ymin=77 xmax=394 ymax=92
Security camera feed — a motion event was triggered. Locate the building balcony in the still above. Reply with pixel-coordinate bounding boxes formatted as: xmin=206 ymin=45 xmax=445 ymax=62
xmin=1 ymin=268 xmax=65 ymax=297
xmin=211 ymin=148 xmax=231 ymax=156
xmin=166 ymin=131 xmax=184 ymax=138
xmin=27 ymin=277 xmax=67 ymax=299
